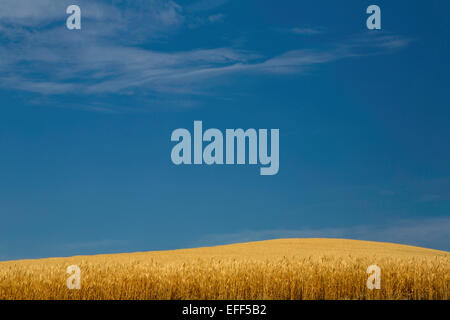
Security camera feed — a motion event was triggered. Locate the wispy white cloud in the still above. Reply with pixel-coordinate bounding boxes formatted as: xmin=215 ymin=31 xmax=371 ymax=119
xmin=208 ymin=13 xmax=225 ymax=23
xmin=193 ymin=217 xmax=450 ymax=251
xmin=186 ymin=0 xmax=228 ymax=13
xmin=0 ymin=0 xmax=182 ymax=39
xmin=290 ymin=27 xmax=323 ymax=35
xmin=0 ymin=0 xmax=66 ymax=24
xmin=273 ymin=26 xmax=324 ymax=36
xmin=187 ymin=12 xmax=225 ymax=28
xmin=0 ymin=33 xmax=410 ymax=96
xmin=0 ymin=0 xmax=120 ymax=26
xmin=0 ymin=1 xmax=411 ymax=110
xmin=341 ymin=33 xmax=414 ymax=51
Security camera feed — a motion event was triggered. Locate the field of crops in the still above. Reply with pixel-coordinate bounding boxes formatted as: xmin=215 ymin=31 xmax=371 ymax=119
xmin=0 ymin=239 xmax=448 ymax=300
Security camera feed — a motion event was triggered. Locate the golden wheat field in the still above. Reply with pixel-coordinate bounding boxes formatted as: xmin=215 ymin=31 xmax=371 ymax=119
xmin=0 ymin=239 xmax=449 ymax=300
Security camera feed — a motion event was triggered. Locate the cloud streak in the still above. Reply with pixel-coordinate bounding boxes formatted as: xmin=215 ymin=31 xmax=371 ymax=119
xmin=291 ymin=27 xmax=323 ymax=35
xmin=0 ymin=1 xmax=411 ymax=110
xmin=186 ymin=0 xmax=229 ymax=13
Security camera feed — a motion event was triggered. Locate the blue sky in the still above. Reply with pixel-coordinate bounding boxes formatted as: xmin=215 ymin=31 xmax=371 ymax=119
xmin=0 ymin=0 xmax=449 ymax=260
